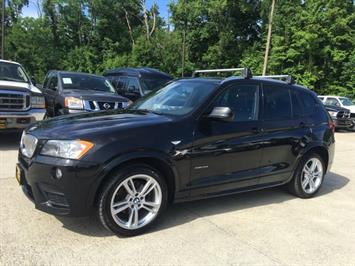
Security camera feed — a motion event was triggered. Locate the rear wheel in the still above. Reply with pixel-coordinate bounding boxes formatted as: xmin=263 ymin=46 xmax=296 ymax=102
xmin=287 ymin=153 xmax=325 ymax=198
xmin=98 ymin=164 xmax=168 ymax=236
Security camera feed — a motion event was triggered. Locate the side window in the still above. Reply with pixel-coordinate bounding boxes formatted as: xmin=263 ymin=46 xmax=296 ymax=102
xmin=43 ymin=74 xmax=50 ymax=89
xmin=263 ymin=85 xmax=291 ymax=120
xmin=48 ymin=75 xmax=58 ymax=91
xmin=291 ymin=90 xmax=303 ymax=118
xmin=114 ymin=76 xmax=140 ymax=94
xmin=301 ymin=92 xmax=319 ymax=114
xmin=212 ymin=84 xmax=259 ymax=122
xmin=325 ymin=97 xmax=340 ymax=107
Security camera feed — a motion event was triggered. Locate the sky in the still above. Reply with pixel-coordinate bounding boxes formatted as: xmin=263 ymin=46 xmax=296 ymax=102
xmin=22 ymin=0 xmax=171 ymax=20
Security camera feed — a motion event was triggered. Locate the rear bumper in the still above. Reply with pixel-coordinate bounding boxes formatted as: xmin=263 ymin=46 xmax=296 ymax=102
xmin=0 ymin=109 xmax=45 ymax=130
xmin=17 ymin=153 xmax=101 ymax=217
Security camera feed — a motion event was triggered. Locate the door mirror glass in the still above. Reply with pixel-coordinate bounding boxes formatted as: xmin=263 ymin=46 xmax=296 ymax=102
xmin=208 ymin=107 xmax=234 ymax=122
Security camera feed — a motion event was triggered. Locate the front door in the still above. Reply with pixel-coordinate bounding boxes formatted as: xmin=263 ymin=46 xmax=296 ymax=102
xmin=189 ymin=81 xmax=263 ymax=198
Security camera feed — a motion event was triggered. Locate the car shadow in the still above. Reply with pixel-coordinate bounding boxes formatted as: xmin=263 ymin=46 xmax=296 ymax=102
xmin=0 ymin=132 xmax=22 ymax=151
xmin=55 ymin=171 xmax=349 ymax=237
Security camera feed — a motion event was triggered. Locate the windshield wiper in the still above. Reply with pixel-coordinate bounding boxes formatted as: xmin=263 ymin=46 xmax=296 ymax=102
xmin=136 ymin=109 xmax=163 ymax=115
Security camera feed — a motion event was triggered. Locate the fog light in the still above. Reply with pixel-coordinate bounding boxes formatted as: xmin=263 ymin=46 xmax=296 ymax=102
xmin=55 ymin=168 xmax=63 ymax=179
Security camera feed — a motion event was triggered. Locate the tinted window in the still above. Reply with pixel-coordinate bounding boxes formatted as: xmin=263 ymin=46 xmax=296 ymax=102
xmin=263 ymin=85 xmax=291 ymax=120
xmin=117 ymin=76 xmax=140 ymax=94
xmin=325 ymin=97 xmax=340 ymax=107
xmin=212 ymin=84 xmax=259 ymax=122
xmin=291 ymin=90 xmax=303 ymax=118
xmin=48 ymin=75 xmax=58 ymax=91
xmin=301 ymin=92 xmax=319 ymax=113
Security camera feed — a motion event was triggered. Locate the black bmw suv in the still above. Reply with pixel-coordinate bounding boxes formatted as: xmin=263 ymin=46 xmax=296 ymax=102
xmin=17 ymin=69 xmax=335 ymax=236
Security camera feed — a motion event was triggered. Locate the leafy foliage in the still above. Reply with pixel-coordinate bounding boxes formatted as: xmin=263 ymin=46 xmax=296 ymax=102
xmin=2 ymin=0 xmax=354 ymax=98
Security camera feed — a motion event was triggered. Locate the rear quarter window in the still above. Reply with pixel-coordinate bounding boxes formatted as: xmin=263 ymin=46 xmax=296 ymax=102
xmin=299 ymin=90 xmax=328 ymax=122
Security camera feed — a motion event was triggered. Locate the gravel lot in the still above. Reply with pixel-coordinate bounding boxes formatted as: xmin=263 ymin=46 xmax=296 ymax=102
xmin=0 ymin=131 xmax=354 ymax=266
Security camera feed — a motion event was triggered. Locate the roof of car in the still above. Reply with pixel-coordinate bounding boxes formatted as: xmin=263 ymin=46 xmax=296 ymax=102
xmin=103 ymin=67 xmax=173 ymax=79
xmin=50 ymin=70 xmax=105 ymax=78
xmin=0 ymin=59 xmax=21 ymax=65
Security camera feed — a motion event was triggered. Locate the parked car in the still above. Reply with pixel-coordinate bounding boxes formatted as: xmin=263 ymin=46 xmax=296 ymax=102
xmin=103 ymin=67 xmax=173 ymax=101
xmin=41 ymin=71 xmax=130 ymax=117
xmin=17 ymin=68 xmax=335 ymax=236
xmin=323 ymin=105 xmax=353 ymax=130
xmin=0 ymin=59 xmax=45 ymax=130
xmin=318 ymin=95 xmax=355 ymax=130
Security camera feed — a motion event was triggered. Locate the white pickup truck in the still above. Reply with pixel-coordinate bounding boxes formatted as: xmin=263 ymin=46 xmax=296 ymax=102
xmin=0 ymin=59 xmax=45 ymax=130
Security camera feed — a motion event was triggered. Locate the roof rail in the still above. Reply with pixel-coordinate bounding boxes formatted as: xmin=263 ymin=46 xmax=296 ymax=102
xmin=192 ymin=67 xmax=253 ymax=79
xmin=255 ymin=75 xmax=295 ymax=84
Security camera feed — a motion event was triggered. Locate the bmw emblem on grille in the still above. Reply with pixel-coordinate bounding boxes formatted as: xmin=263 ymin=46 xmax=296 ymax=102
xmin=103 ymin=103 xmax=111 ymax=110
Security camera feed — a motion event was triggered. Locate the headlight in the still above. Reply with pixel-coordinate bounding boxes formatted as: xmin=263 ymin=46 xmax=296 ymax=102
xmin=31 ymin=96 xmax=45 ymax=108
xmin=121 ymin=101 xmax=131 ymax=108
xmin=65 ymin=97 xmax=84 ymax=110
xmin=328 ymin=111 xmax=338 ymax=118
xmin=20 ymin=132 xmax=38 ymax=158
xmin=40 ymin=140 xmax=94 ymax=159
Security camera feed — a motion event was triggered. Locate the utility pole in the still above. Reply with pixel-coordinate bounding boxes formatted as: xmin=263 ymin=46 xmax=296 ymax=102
xmin=1 ymin=0 xmax=5 ymax=59
xmin=262 ymin=0 xmax=276 ymax=76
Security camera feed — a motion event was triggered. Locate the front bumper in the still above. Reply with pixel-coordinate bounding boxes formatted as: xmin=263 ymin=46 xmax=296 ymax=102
xmin=0 ymin=109 xmax=45 ymax=130
xmin=17 ymin=153 xmax=101 ymax=217
xmin=332 ymin=117 xmax=353 ymax=129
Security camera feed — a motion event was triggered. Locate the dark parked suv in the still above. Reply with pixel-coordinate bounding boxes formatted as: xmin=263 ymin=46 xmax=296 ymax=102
xmin=17 ymin=68 xmax=335 ymax=236
xmin=103 ymin=67 xmax=173 ymax=101
xmin=41 ymin=71 xmax=130 ymax=117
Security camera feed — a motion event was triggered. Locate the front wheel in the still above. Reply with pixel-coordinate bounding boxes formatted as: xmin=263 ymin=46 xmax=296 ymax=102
xmin=287 ymin=153 xmax=325 ymax=198
xmin=98 ymin=164 xmax=168 ymax=236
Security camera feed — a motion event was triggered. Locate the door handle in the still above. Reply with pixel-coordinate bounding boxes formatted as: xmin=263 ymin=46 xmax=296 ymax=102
xmin=299 ymin=122 xmax=306 ymax=128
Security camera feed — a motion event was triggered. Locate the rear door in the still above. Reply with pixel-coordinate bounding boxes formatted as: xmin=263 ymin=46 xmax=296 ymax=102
xmin=189 ymin=81 xmax=264 ymax=198
xmin=259 ymin=84 xmax=309 ymax=185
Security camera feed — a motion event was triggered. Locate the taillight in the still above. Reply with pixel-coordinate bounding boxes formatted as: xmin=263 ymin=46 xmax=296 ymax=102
xmin=328 ymin=119 xmax=336 ymax=133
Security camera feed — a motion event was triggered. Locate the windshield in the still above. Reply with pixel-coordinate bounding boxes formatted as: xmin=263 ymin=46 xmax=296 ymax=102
xmin=130 ymin=80 xmax=218 ymax=116
xmin=0 ymin=62 xmax=29 ymax=83
xmin=61 ymin=73 xmax=115 ymax=93
xmin=340 ymin=97 xmax=354 ymax=106
xmin=140 ymin=77 xmax=172 ymax=95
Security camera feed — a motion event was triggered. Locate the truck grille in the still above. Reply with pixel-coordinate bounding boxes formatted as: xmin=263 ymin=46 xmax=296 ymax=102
xmin=0 ymin=90 xmax=30 ymax=111
xmin=337 ymin=111 xmax=351 ymax=119
xmin=84 ymin=100 xmax=122 ymax=111
xmin=351 ymin=113 xmax=355 ymax=118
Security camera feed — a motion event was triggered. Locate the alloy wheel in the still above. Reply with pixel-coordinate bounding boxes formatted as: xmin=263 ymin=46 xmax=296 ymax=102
xmin=110 ymin=174 xmax=162 ymax=230
xmin=301 ymin=158 xmax=323 ymax=194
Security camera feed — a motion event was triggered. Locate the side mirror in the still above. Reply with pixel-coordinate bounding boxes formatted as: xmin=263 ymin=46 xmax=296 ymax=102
xmin=31 ymin=76 xmax=37 ymax=85
xmin=208 ymin=107 xmax=234 ymax=122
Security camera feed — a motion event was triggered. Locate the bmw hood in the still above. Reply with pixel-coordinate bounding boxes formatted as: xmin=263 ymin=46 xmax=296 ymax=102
xmin=26 ymin=109 xmax=173 ymax=140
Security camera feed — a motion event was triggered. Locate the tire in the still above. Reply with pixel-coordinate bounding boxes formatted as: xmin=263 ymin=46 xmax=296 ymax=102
xmin=98 ymin=164 xmax=168 ymax=237
xmin=287 ymin=153 xmax=325 ymax=198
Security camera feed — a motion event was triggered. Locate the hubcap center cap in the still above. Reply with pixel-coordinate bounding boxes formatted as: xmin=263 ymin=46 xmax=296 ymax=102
xmin=133 ymin=197 xmax=140 ymax=205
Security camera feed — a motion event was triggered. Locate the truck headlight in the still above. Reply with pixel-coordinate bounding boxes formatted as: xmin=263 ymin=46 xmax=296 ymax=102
xmin=31 ymin=96 xmax=45 ymax=108
xmin=328 ymin=111 xmax=338 ymax=118
xmin=121 ymin=101 xmax=131 ymax=108
xmin=40 ymin=140 xmax=94 ymax=159
xmin=65 ymin=97 xmax=84 ymax=110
